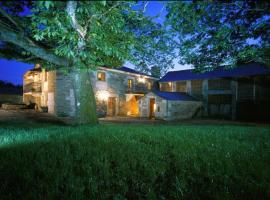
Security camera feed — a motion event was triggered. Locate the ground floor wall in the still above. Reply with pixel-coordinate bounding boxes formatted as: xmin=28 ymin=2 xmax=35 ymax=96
xmin=139 ymin=92 xmax=203 ymax=120
xmin=0 ymin=94 xmax=22 ymax=106
xmin=52 ymin=71 xmax=142 ymax=118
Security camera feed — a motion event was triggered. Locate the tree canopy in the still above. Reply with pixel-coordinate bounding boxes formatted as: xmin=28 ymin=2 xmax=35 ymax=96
xmin=166 ymin=1 xmax=270 ymax=71
xmin=0 ymin=1 xmax=173 ymax=74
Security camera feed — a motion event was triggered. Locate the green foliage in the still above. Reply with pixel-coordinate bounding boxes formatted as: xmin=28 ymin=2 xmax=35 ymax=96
xmin=0 ymin=1 xmax=174 ymax=74
xmin=166 ymin=1 xmax=270 ymax=70
xmin=0 ymin=1 xmax=174 ymax=72
xmin=0 ymin=123 xmax=270 ymax=199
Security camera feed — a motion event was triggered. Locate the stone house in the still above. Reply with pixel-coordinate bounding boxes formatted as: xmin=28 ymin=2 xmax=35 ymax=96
xmin=23 ymin=64 xmax=158 ymax=117
xmin=157 ymin=63 xmax=270 ymax=120
xmin=23 ymin=62 xmax=270 ymax=121
xmin=139 ymin=91 xmax=202 ymax=120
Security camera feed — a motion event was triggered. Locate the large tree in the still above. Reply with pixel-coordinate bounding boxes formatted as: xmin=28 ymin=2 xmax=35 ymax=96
xmin=0 ymin=1 xmax=173 ymax=124
xmin=166 ymin=1 xmax=270 ymax=71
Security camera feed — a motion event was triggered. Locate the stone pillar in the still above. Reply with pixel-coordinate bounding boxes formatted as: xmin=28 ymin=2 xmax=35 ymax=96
xmin=172 ymin=82 xmax=176 ymax=92
xmin=231 ymin=79 xmax=238 ymax=120
xmin=253 ymin=77 xmax=256 ymax=102
xmin=202 ymin=79 xmax=208 ymax=116
xmin=186 ymin=80 xmax=192 ymax=95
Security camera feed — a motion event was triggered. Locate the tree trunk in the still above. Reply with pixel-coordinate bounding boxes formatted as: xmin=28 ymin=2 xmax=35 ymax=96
xmin=73 ymin=69 xmax=98 ymax=124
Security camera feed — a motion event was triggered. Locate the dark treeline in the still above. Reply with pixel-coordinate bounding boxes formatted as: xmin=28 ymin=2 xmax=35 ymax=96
xmin=0 ymin=80 xmax=22 ymax=88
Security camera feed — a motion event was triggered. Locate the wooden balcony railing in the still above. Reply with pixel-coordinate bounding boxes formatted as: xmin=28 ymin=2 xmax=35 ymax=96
xmin=23 ymin=82 xmax=42 ymax=93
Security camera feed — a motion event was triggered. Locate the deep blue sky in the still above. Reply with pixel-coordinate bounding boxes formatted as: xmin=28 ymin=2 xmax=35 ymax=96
xmin=0 ymin=1 xmax=173 ymax=85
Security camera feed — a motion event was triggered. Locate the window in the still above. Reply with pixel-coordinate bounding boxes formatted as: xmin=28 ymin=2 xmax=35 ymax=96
xmin=97 ymin=72 xmax=106 ymax=81
xmin=147 ymin=81 xmax=152 ymax=90
xmin=160 ymin=82 xmax=172 ymax=92
xmin=128 ymin=79 xmax=133 ymax=89
xmin=45 ymin=71 xmax=48 ymax=82
xmin=176 ymin=81 xmax=186 ymax=92
xmin=208 ymin=94 xmax=232 ymax=104
xmin=208 ymin=79 xmax=231 ymax=90
xmin=191 ymin=80 xmax=202 ymax=97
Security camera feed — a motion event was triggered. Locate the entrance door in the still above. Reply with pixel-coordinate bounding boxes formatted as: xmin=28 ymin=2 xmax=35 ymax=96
xmin=108 ymin=97 xmax=116 ymax=116
xmin=149 ymin=98 xmax=155 ymax=118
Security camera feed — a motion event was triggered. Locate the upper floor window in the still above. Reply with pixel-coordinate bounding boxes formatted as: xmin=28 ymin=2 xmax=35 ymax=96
xmin=176 ymin=81 xmax=186 ymax=92
xmin=147 ymin=81 xmax=152 ymax=90
xmin=191 ymin=80 xmax=202 ymax=97
xmin=128 ymin=79 xmax=133 ymax=89
xmin=160 ymin=82 xmax=172 ymax=92
xmin=208 ymin=79 xmax=231 ymax=90
xmin=97 ymin=72 xmax=106 ymax=81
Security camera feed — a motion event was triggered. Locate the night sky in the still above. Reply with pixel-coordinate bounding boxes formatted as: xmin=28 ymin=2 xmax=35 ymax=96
xmin=0 ymin=1 xmax=187 ymax=85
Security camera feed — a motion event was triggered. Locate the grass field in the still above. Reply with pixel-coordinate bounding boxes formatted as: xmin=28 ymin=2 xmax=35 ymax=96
xmin=0 ymin=122 xmax=269 ymax=199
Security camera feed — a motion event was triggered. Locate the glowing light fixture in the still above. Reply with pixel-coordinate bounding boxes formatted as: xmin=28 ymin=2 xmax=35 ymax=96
xmin=153 ymin=103 xmax=156 ymax=111
xmin=138 ymin=76 xmax=145 ymax=83
xmin=97 ymin=90 xmax=109 ymax=101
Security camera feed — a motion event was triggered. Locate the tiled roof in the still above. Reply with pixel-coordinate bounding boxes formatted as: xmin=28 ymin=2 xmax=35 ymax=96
xmin=116 ymin=66 xmax=153 ymax=77
xmin=154 ymin=91 xmax=198 ymax=101
xmin=159 ymin=63 xmax=270 ymax=82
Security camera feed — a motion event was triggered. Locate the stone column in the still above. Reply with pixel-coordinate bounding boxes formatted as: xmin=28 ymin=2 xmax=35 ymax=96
xmin=172 ymin=82 xmax=176 ymax=92
xmin=186 ymin=80 xmax=192 ymax=95
xmin=202 ymin=79 xmax=208 ymax=116
xmin=231 ymin=79 xmax=238 ymax=120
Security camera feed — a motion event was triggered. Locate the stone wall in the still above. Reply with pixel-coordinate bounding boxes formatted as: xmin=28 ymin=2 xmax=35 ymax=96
xmin=53 ymin=69 xmax=156 ymax=118
xmin=139 ymin=92 xmax=203 ymax=120
xmin=0 ymin=94 xmax=23 ymax=106
xmin=164 ymin=101 xmax=203 ymax=121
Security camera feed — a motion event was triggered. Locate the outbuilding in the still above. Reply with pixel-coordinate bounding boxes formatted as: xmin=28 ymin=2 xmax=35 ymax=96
xmin=139 ymin=91 xmax=203 ymax=120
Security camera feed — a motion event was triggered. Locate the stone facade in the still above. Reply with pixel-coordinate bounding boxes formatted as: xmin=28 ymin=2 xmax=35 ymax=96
xmin=139 ymin=92 xmax=203 ymax=120
xmin=23 ymin=63 xmax=270 ymax=121
xmin=23 ymin=64 xmax=56 ymax=112
xmin=159 ymin=76 xmax=270 ymax=120
xmin=23 ymin=66 xmax=157 ymax=118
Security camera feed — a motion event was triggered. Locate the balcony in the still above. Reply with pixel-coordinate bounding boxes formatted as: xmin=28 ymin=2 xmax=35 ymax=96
xmin=23 ymin=82 xmax=42 ymax=94
xmin=126 ymin=83 xmax=149 ymax=94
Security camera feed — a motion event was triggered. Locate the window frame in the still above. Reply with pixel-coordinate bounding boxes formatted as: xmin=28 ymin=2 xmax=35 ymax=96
xmin=97 ymin=71 xmax=106 ymax=81
xmin=127 ymin=79 xmax=133 ymax=89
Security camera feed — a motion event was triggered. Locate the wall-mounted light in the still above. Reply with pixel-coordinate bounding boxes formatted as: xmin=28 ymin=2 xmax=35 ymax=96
xmin=138 ymin=76 xmax=145 ymax=83
xmin=96 ymin=90 xmax=109 ymax=101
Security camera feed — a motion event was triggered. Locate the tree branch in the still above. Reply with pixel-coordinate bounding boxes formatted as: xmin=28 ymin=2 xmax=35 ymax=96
xmin=66 ymin=1 xmax=86 ymax=39
xmin=0 ymin=24 xmax=70 ymax=67
xmin=0 ymin=7 xmax=24 ymax=33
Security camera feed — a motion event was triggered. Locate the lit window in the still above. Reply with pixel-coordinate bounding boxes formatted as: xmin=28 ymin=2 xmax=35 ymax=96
xmin=128 ymin=79 xmax=133 ymax=89
xmin=147 ymin=81 xmax=152 ymax=90
xmin=97 ymin=72 xmax=106 ymax=81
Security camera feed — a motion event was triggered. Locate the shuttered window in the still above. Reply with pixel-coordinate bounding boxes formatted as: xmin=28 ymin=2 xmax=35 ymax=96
xmin=176 ymin=81 xmax=186 ymax=92
xmin=160 ymin=82 xmax=172 ymax=92
xmin=191 ymin=80 xmax=202 ymax=97
xmin=208 ymin=79 xmax=231 ymax=90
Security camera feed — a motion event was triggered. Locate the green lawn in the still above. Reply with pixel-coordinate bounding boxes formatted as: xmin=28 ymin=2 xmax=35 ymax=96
xmin=0 ymin=122 xmax=269 ymax=199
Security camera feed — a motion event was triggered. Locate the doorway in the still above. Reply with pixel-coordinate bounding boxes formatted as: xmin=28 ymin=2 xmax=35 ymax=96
xmin=149 ymin=98 xmax=155 ymax=118
xmin=108 ymin=97 xmax=117 ymax=116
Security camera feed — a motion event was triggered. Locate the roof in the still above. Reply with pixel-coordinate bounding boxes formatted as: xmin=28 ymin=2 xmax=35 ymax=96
xmin=105 ymin=66 xmax=157 ymax=78
xmin=153 ymin=91 xmax=198 ymax=101
xmin=159 ymin=63 xmax=270 ymax=82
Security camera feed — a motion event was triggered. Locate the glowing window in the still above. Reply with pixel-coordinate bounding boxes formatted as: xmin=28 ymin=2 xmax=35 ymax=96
xmin=97 ymin=72 xmax=106 ymax=81
xmin=128 ymin=79 xmax=133 ymax=89
xmin=147 ymin=81 xmax=152 ymax=90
